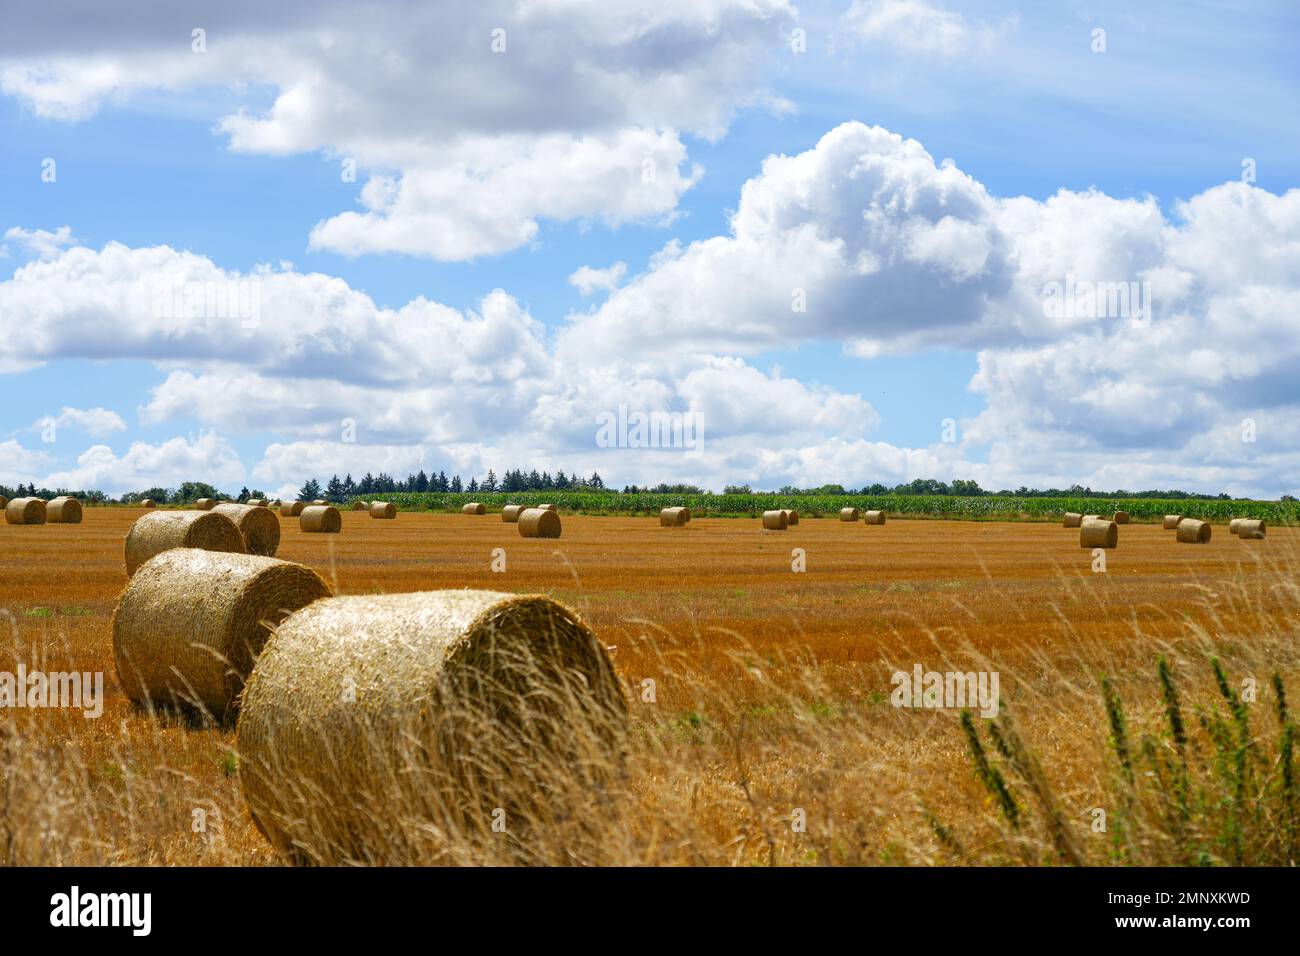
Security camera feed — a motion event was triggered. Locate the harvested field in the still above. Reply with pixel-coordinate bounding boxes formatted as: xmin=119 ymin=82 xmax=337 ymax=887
xmin=2 ymin=508 xmax=1297 ymax=866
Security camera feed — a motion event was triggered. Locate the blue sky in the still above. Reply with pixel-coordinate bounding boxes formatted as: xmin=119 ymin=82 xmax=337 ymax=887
xmin=2 ymin=1 xmax=1298 ymax=498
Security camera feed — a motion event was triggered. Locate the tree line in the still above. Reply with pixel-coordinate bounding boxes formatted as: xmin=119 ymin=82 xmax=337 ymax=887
xmin=4 ymin=473 xmax=1275 ymax=505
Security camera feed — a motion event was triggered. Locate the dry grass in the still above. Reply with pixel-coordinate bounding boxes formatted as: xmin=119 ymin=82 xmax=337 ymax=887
xmin=1 ymin=510 xmax=1296 ymax=865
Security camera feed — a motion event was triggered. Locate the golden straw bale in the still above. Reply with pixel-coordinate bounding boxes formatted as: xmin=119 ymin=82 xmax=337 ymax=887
xmin=47 ymin=496 xmax=83 ymax=524
xmin=195 ymin=498 xmax=216 ymax=511
xmin=1080 ymin=517 xmax=1118 ymax=549
xmin=236 ymin=590 xmax=627 ymax=865
xmin=369 ymin=501 xmax=397 ymax=519
xmin=518 ymin=508 xmax=562 ymax=538
xmin=501 ymin=505 xmax=525 ymax=522
xmin=1162 ymin=514 xmax=1183 ymax=530
xmin=863 ymin=510 xmax=886 ymax=525
xmin=112 ymin=549 xmax=330 ymax=722
xmin=763 ymin=510 xmax=789 ymax=530
xmin=1063 ymin=512 xmax=1083 ymax=528
xmin=839 ymin=507 xmax=859 ymax=521
xmin=124 ymin=510 xmax=245 ymax=576
xmin=461 ymin=503 xmax=486 ymax=515
xmin=1176 ymin=518 xmax=1211 ymax=543
xmin=280 ymin=501 xmax=305 ymax=517
xmin=782 ymin=509 xmax=798 ymax=525
xmin=1113 ymin=511 xmax=1130 ymax=524
xmin=212 ymin=503 xmax=281 ymax=557
xmin=4 ymin=497 xmax=46 ymax=525
xmin=660 ymin=507 xmax=690 ymax=527
xmin=1237 ymin=519 xmax=1266 ymax=540
xmin=300 ymin=505 xmax=342 ymax=533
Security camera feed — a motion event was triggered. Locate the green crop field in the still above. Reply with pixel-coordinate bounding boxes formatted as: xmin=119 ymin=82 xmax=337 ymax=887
xmin=370 ymin=491 xmax=1296 ymax=523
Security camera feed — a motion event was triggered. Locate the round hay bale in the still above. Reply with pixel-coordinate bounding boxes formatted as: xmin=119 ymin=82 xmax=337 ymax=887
xmin=236 ymin=590 xmax=627 ymax=865
xmin=537 ymin=504 xmax=557 ymax=512
xmin=461 ymin=502 xmax=486 ymax=515
xmin=839 ymin=507 xmax=860 ymax=522
xmin=782 ymin=509 xmax=798 ymax=525
xmin=1162 ymin=514 xmax=1183 ymax=530
xmin=212 ymin=503 xmax=281 ymax=557
xmin=1176 ymin=518 xmax=1211 ymax=544
xmin=1063 ymin=512 xmax=1083 ymax=528
xmin=501 ymin=504 xmax=525 ymax=523
xmin=762 ymin=510 xmax=788 ymax=530
xmin=369 ymin=501 xmax=396 ymax=519
xmin=518 ymin=508 xmax=562 ymax=538
xmin=1080 ymin=517 xmax=1118 ymax=549
xmin=300 ymin=505 xmax=342 ymax=533
xmin=1113 ymin=511 xmax=1130 ymax=525
xmin=350 ymin=501 xmax=369 ymax=511
xmin=247 ymin=499 xmax=267 ymax=508
xmin=47 ymin=496 xmax=83 ymax=524
xmin=280 ymin=501 xmax=305 ymax=517
xmin=863 ymin=510 xmax=886 ymax=525
xmin=4 ymin=497 xmax=46 ymax=525
xmin=1229 ymin=518 xmax=1245 ymax=535
xmin=113 ymin=549 xmax=331 ymax=722
xmin=140 ymin=498 xmax=157 ymax=508
xmin=195 ymin=498 xmax=216 ymax=511
xmin=124 ymin=510 xmax=246 ymax=576
xmin=1237 ymin=519 xmax=1266 ymax=540
xmin=311 ymin=499 xmax=327 ymax=506
xmin=660 ymin=506 xmax=690 ymax=527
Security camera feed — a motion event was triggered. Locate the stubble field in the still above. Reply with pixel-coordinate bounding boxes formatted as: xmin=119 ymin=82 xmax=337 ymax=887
xmin=2 ymin=509 xmax=1296 ymax=865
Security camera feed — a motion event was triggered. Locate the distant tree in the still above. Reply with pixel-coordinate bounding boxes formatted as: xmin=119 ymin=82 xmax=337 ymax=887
xmin=554 ymin=470 xmax=570 ymax=490
xmin=589 ymin=472 xmax=603 ymax=489
xmin=482 ymin=469 xmax=497 ymax=492
xmin=298 ymin=478 xmax=322 ymax=502
xmin=342 ymin=473 xmax=357 ymax=497
xmin=468 ymin=477 xmax=479 ymax=493
xmin=723 ymin=484 xmax=752 ymax=495
xmin=450 ymin=475 xmax=463 ymax=493
xmin=415 ymin=469 xmax=429 ymax=493
xmin=178 ymin=481 xmax=222 ymax=503
xmin=325 ymin=475 xmax=345 ymax=502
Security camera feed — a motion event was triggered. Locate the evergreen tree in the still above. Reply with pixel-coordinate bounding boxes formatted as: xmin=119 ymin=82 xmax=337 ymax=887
xmin=483 ymin=469 xmax=497 ymax=492
xmin=325 ymin=474 xmax=345 ymax=501
xmin=343 ymin=473 xmax=357 ymax=497
xmin=468 ymin=477 xmax=479 ymax=493
xmin=238 ymin=486 xmax=251 ymax=502
xmin=415 ymin=469 xmax=429 ymax=493
xmin=450 ymin=475 xmax=463 ymax=493
xmin=590 ymin=471 xmax=603 ymax=489
xmin=555 ymin=470 xmax=570 ymax=489
xmin=437 ymin=470 xmax=449 ymax=492
xmin=298 ymin=478 xmax=323 ymax=501
xmin=541 ymin=471 xmax=554 ymax=489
